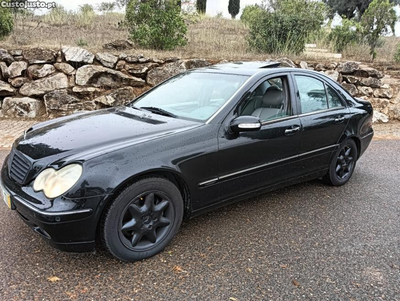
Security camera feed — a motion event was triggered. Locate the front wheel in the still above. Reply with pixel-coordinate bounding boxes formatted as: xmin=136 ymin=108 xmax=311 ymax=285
xmin=101 ymin=177 xmax=183 ymax=262
xmin=323 ymin=139 xmax=358 ymax=186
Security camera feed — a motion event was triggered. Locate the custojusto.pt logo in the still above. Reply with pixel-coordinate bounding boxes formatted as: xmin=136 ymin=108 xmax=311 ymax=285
xmin=1 ymin=0 xmax=56 ymax=9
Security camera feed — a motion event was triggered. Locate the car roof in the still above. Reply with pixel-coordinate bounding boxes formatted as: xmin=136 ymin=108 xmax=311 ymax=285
xmin=192 ymin=61 xmax=309 ymax=76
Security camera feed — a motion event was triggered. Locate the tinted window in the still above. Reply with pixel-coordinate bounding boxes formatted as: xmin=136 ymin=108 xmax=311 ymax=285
xmin=295 ymin=75 xmax=328 ymax=114
xmin=326 ymin=85 xmax=343 ymax=108
xmin=239 ymin=76 xmax=292 ymax=122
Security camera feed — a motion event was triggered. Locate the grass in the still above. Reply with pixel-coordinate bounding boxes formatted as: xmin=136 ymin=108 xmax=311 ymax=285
xmin=2 ymin=12 xmax=400 ymax=64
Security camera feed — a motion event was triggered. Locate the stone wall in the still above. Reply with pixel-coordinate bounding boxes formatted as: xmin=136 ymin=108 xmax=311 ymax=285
xmin=0 ymin=47 xmax=399 ymax=122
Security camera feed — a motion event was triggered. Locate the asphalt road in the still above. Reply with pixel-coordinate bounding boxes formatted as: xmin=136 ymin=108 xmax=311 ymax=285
xmin=0 ymin=140 xmax=400 ymax=301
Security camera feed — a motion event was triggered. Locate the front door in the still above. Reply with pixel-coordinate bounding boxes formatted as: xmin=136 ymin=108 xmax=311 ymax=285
xmin=216 ymin=74 xmax=302 ymax=203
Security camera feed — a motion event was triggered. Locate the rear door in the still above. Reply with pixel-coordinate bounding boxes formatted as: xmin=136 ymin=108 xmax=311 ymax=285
xmin=292 ymin=73 xmax=351 ymax=173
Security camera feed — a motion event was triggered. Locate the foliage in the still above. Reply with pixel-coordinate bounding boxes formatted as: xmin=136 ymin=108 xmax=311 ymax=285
xmin=228 ymin=0 xmax=240 ymax=19
xmin=329 ymin=18 xmax=360 ymax=52
xmin=77 ymin=4 xmax=95 ymax=27
xmin=97 ymin=2 xmax=116 ymax=13
xmin=360 ymin=0 xmax=397 ymax=59
xmin=247 ymin=0 xmax=328 ymax=54
xmin=197 ymin=0 xmax=206 ymax=13
xmin=126 ymin=0 xmax=187 ymax=50
xmin=0 ymin=0 xmax=13 ymax=39
xmin=76 ymin=38 xmax=88 ymax=47
xmin=43 ymin=5 xmax=71 ymax=26
xmin=323 ymin=0 xmax=400 ymax=19
xmin=241 ymin=5 xmax=263 ymax=26
xmin=394 ymin=44 xmax=400 ymax=63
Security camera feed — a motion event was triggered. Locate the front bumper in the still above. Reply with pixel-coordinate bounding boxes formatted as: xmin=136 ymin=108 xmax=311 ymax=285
xmin=1 ymin=157 xmax=108 ymax=253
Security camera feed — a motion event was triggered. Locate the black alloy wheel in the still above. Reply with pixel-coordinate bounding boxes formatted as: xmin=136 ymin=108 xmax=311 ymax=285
xmin=101 ymin=177 xmax=184 ymax=262
xmin=323 ymin=139 xmax=358 ymax=186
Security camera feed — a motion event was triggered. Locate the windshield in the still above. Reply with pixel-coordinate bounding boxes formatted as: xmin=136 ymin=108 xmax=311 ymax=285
xmin=131 ymin=72 xmax=249 ymax=121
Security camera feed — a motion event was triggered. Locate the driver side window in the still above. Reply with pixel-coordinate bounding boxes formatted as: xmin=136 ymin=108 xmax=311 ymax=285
xmin=239 ymin=76 xmax=292 ymax=122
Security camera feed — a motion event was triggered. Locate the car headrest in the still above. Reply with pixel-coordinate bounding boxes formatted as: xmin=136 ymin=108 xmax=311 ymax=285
xmin=262 ymin=86 xmax=284 ymax=106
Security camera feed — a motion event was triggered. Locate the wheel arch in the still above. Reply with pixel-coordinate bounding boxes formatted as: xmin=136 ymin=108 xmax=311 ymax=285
xmin=338 ymin=134 xmax=361 ymax=159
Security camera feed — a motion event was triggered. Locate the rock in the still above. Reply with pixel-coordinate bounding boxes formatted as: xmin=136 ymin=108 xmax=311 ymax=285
xmin=125 ymin=62 xmax=159 ymax=77
xmin=147 ymin=61 xmax=186 ymax=86
xmin=62 ymin=46 xmax=95 ymax=64
xmin=103 ymin=40 xmax=134 ymax=51
xmin=54 ymin=63 xmax=75 ymax=75
xmin=138 ymin=57 xmax=151 ymax=63
xmin=75 ymin=65 xmax=145 ymax=88
xmin=337 ymin=61 xmax=359 ymax=74
xmin=9 ymin=49 xmax=22 ymax=56
xmin=8 ymin=61 xmax=28 ymax=79
xmin=184 ymin=59 xmax=211 ymax=69
xmin=0 ymin=49 xmax=14 ymax=65
xmin=152 ymin=58 xmax=165 ymax=64
xmin=326 ymin=62 xmax=338 ymax=70
xmin=341 ymin=83 xmax=358 ymax=96
xmin=119 ymin=53 xmax=128 ymax=60
xmin=355 ymin=66 xmax=383 ymax=79
xmin=20 ymin=73 xmax=69 ymax=96
xmin=8 ymin=77 xmax=30 ymax=88
xmin=44 ymin=90 xmax=96 ymax=116
xmin=358 ymin=86 xmax=373 ymax=96
xmin=314 ymin=64 xmax=325 ymax=71
xmin=2 ymin=97 xmax=45 ymax=118
xmin=360 ymin=77 xmax=382 ymax=88
xmin=372 ymin=111 xmax=389 ymax=123
xmin=115 ymin=60 xmax=126 ymax=70
xmin=23 ymin=48 xmax=56 ymax=64
xmin=277 ymin=57 xmax=296 ymax=68
xmin=125 ymin=55 xmax=144 ymax=63
xmin=342 ymin=75 xmax=359 ymax=85
xmin=27 ymin=64 xmax=56 ymax=79
xmin=299 ymin=61 xmax=308 ymax=69
xmin=72 ymin=86 xmax=103 ymax=96
xmin=94 ymin=87 xmax=136 ymax=106
xmin=323 ymin=70 xmax=340 ymax=82
xmin=373 ymin=88 xmax=393 ymax=99
xmin=96 ymin=52 xmax=118 ymax=68
xmin=0 ymin=62 xmax=10 ymax=79
xmin=164 ymin=57 xmax=180 ymax=63
xmin=0 ymin=80 xmax=16 ymax=96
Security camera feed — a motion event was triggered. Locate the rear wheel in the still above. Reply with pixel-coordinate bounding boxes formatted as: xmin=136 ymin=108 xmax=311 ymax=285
xmin=101 ymin=177 xmax=183 ymax=262
xmin=323 ymin=139 xmax=358 ymax=186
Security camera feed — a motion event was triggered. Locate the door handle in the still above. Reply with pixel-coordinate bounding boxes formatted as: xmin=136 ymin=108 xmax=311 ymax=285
xmin=285 ymin=126 xmax=300 ymax=136
xmin=335 ymin=116 xmax=345 ymax=123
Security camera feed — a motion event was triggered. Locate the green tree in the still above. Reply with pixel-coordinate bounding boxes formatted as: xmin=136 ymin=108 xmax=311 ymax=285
xmin=126 ymin=0 xmax=187 ymax=50
xmin=0 ymin=0 xmax=14 ymax=39
xmin=361 ymin=0 xmax=397 ymax=59
xmin=197 ymin=0 xmax=206 ymax=13
xmin=228 ymin=0 xmax=240 ymax=19
xmin=329 ymin=18 xmax=360 ymax=52
xmin=97 ymin=2 xmax=116 ymax=13
xmin=323 ymin=0 xmax=400 ymax=19
xmin=241 ymin=5 xmax=263 ymax=25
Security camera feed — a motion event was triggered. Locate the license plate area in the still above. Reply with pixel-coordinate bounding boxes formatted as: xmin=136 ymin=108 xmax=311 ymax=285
xmin=0 ymin=182 xmax=12 ymax=209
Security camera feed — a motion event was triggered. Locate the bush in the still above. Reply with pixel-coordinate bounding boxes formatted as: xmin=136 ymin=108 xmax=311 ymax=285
xmin=248 ymin=12 xmax=316 ymax=55
xmin=329 ymin=19 xmax=360 ymax=52
xmin=44 ymin=5 xmax=71 ymax=26
xmin=126 ymin=0 xmax=187 ymax=50
xmin=76 ymin=4 xmax=95 ymax=27
xmin=0 ymin=1 xmax=14 ymax=39
xmin=247 ymin=0 xmax=327 ymax=54
xmin=394 ymin=44 xmax=400 ymax=63
xmin=240 ymin=5 xmax=263 ymax=26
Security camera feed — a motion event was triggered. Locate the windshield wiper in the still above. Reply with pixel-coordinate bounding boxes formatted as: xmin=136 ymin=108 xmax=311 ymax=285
xmin=140 ymin=107 xmax=177 ymax=118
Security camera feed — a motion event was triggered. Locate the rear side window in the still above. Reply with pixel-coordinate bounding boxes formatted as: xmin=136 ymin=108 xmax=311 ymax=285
xmin=294 ymin=75 xmax=328 ymax=114
xmin=326 ymin=85 xmax=343 ymax=108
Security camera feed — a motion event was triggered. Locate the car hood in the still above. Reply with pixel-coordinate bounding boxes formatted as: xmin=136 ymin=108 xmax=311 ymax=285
xmin=15 ymin=107 xmax=201 ymax=161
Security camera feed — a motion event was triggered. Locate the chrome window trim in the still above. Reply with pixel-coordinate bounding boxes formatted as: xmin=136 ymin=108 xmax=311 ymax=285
xmin=198 ymin=144 xmax=339 ymax=187
xmin=297 ymin=107 xmax=345 ymax=117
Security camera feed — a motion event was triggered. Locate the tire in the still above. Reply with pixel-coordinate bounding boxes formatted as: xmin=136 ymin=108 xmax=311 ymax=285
xmin=323 ymin=139 xmax=358 ymax=186
xmin=101 ymin=177 xmax=183 ymax=262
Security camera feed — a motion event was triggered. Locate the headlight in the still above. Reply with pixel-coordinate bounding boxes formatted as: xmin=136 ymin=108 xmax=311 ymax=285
xmin=33 ymin=164 xmax=83 ymax=199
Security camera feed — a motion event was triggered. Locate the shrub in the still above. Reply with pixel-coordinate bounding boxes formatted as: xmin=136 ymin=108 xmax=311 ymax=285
xmin=0 ymin=1 xmax=14 ymax=39
xmin=240 ymin=5 xmax=263 ymax=26
xmin=44 ymin=5 xmax=71 ymax=26
xmin=329 ymin=19 xmax=360 ymax=52
xmin=76 ymin=4 xmax=95 ymax=27
xmin=394 ymin=44 xmax=400 ymax=63
xmin=126 ymin=0 xmax=187 ymax=50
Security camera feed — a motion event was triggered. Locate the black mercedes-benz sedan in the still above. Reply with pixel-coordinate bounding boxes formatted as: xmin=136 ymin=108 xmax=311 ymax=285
xmin=0 ymin=62 xmax=374 ymax=261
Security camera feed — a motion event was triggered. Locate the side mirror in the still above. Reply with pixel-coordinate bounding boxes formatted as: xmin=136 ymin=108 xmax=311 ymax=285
xmin=230 ymin=116 xmax=262 ymax=133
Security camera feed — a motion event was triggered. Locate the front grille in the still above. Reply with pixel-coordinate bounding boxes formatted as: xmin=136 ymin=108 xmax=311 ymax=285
xmin=9 ymin=150 xmax=32 ymax=184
